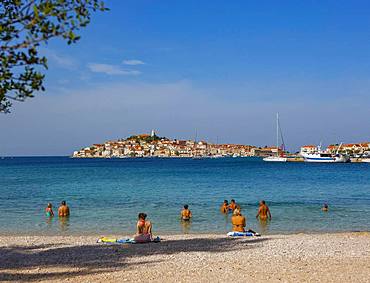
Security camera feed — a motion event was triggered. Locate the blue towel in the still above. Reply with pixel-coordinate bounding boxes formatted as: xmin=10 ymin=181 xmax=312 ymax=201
xmin=117 ymin=238 xmax=135 ymax=244
xmin=116 ymin=236 xmax=161 ymax=244
xmin=227 ymin=231 xmax=255 ymax=237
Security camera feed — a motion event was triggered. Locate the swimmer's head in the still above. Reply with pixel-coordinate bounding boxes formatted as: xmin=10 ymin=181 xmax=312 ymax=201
xmin=323 ymin=203 xmax=328 ymax=208
xmin=224 ymin=200 xmax=228 ymax=204
xmin=61 ymin=200 xmax=66 ymax=206
xmin=231 ymin=199 xmax=235 ymax=203
xmin=184 ymin=204 xmax=189 ymax=209
xmin=138 ymin=213 xmax=147 ymax=220
xmin=261 ymin=200 xmax=266 ymax=205
xmin=47 ymin=203 xmax=52 ymax=208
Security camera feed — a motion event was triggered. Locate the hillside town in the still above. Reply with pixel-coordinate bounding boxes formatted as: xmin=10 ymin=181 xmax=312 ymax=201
xmin=72 ymin=130 xmax=257 ymax=158
xmin=72 ymin=130 xmax=370 ymax=159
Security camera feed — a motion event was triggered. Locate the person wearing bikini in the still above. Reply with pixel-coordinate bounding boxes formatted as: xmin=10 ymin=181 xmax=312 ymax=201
xmin=134 ymin=212 xmax=153 ymax=243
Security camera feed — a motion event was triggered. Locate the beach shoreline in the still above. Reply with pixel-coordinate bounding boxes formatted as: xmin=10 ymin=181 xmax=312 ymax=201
xmin=0 ymin=229 xmax=369 ymax=237
xmin=1 ymin=232 xmax=369 ymax=282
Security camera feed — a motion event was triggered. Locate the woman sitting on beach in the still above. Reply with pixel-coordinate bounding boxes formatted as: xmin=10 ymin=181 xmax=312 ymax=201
xmin=231 ymin=208 xmax=246 ymax=232
xmin=134 ymin=213 xmax=153 ymax=243
xmin=45 ymin=203 xmax=54 ymax=217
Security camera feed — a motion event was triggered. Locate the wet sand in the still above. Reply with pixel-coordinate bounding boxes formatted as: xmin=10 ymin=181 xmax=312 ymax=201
xmin=0 ymin=232 xmax=369 ymax=282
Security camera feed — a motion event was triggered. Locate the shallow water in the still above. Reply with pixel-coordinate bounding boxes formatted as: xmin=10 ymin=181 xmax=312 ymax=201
xmin=0 ymin=157 xmax=369 ymax=235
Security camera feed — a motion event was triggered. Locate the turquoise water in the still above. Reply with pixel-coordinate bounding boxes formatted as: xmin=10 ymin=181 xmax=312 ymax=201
xmin=0 ymin=157 xmax=369 ymax=235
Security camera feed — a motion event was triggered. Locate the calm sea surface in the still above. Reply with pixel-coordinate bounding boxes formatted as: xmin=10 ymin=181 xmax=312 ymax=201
xmin=0 ymin=157 xmax=369 ymax=235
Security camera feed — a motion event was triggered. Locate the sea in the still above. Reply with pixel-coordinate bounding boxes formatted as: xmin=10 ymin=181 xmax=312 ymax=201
xmin=0 ymin=157 xmax=369 ymax=235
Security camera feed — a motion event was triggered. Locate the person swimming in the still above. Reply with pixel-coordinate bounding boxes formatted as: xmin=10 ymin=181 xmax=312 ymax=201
xmin=256 ymin=200 xmax=271 ymax=221
xmin=229 ymin=199 xmax=237 ymax=212
xmin=134 ymin=213 xmax=153 ymax=243
xmin=45 ymin=203 xmax=54 ymax=217
xmin=58 ymin=200 xmax=70 ymax=217
xmin=231 ymin=208 xmax=246 ymax=232
xmin=220 ymin=200 xmax=229 ymax=213
xmin=181 ymin=204 xmax=192 ymax=221
xmin=322 ymin=203 xmax=329 ymax=212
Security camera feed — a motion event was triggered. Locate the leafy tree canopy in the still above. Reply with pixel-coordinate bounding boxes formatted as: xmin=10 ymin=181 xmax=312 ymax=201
xmin=0 ymin=0 xmax=107 ymax=113
xmin=127 ymin=134 xmax=168 ymax=143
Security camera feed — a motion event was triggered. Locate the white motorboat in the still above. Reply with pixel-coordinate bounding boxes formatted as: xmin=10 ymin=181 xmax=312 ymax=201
xmin=210 ymin=154 xmax=223 ymax=158
xmin=302 ymin=152 xmax=349 ymax=163
xmin=263 ymin=156 xmax=287 ymax=162
xmin=263 ymin=113 xmax=287 ymax=162
xmin=302 ymin=143 xmax=349 ymax=163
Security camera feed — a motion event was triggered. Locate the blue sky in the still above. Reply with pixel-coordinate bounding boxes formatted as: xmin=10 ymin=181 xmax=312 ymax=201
xmin=1 ymin=0 xmax=370 ymax=155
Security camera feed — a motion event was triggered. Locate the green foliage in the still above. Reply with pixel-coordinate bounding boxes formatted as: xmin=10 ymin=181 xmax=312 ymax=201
xmin=0 ymin=0 xmax=108 ymax=113
xmin=127 ymin=134 xmax=167 ymax=143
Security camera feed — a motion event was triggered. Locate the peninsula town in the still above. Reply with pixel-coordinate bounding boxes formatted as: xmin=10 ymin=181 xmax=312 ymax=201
xmin=72 ymin=130 xmax=370 ymax=159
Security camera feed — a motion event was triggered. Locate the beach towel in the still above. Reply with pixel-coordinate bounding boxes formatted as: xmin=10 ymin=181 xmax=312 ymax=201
xmin=97 ymin=236 xmax=161 ymax=244
xmin=97 ymin=237 xmax=118 ymax=243
xmin=227 ymin=231 xmax=260 ymax=237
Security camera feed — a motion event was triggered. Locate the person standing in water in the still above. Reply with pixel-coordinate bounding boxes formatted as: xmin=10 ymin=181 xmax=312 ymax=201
xmin=322 ymin=203 xmax=329 ymax=212
xmin=181 ymin=204 xmax=192 ymax=221
xmin=45 ymin=203 xmax=54 ymax=217
xmin=58 ymin=200 xmax=70 ymax=217
xmin=220 ymin=200 xmax=229 ymax=213
xmin=229 ymin=199 xmax=237 ymax=212
xmin=256 ymin=200 xmax=271 ymax=221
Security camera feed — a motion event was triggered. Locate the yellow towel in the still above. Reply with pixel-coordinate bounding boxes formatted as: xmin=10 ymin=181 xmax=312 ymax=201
xmin=98 ymin=237 xmax=117 ymax=243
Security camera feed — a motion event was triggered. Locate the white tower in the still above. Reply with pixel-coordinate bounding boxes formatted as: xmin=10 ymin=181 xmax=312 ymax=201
xmin=151 ymin=129 xmax=156 ymax=137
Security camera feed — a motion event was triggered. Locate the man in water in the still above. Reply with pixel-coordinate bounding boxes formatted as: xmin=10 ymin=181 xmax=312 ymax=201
xmin=256 ymin=200 xmax=271 ymax=221
xmin=322 ymin=203 xmax=329 ymax=212
xmin=220 ymin=200 xmax=229 ymax=213
xmin=58 ymin=200 xmax=70 ymax=217
xmin=181 ymin=204 xmax=192 ymax=221
xmin=229 ymin=199 xmax=237 ymax=212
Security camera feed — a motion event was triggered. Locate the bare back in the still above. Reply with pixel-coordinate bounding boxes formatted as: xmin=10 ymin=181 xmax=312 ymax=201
xmin=58 ymin=205 xmax=70 ymax=217
xmin=137 ymin=220 xmax=152 ymax=235
xmin=257 ymin=204 xmax=270 ymax=220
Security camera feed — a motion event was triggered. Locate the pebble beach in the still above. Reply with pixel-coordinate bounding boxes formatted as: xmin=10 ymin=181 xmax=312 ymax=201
xmin=0 ymin=232 xmax=369 ymax=282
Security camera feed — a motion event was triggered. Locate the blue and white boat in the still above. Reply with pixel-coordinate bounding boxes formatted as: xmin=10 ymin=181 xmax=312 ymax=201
xmin=302 ymin=143 xmax=349 ymax=163
xmin=302 ymin=152 xmax=349 ymax=163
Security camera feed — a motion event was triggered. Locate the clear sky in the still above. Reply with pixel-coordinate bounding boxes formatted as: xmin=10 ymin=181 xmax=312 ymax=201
xmin=1 ymin=0 xmax=370 ymax=155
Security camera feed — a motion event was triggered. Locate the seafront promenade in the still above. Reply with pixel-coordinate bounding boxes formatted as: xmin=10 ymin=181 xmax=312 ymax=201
xmin=1 ymin=233 xmax=369 ymax=282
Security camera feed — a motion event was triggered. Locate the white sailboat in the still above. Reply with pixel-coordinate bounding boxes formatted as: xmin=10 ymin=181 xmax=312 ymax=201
xmin=263 ymin=113 xmax=287 ymax=162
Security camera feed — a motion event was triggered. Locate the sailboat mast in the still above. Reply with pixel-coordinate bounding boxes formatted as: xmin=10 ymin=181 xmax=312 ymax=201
xmin=276 ymin=113 xmax=279 ymax=157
